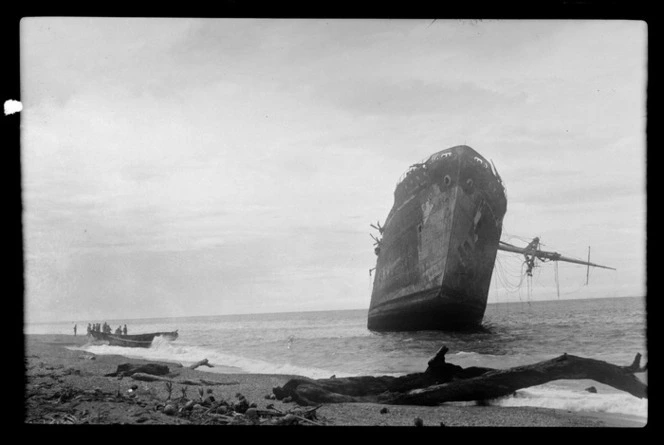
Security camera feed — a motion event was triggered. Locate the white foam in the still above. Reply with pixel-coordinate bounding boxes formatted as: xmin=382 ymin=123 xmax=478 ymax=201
xmin=70 ymin=338 xmax=355 ymax=379
xmin=491 ymin=384 xmax=648 ymax=419
xmin=450 ymin=351 xmax=541 ymax=369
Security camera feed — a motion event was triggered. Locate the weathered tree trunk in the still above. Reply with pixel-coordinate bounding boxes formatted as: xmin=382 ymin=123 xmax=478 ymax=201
xmin=381 ymin=353 xmax=647 ymax=406
xmin=272 ymin=346 xmax=647 ymax=406
xmin=272 ymin=345 xmax=493 ymax=405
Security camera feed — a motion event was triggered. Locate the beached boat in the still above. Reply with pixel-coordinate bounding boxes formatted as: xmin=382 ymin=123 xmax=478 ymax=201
xmin=368 ymin=145 xmax=614 ymax=332
xmin=89 ymin=330 xmax=178 ymax=348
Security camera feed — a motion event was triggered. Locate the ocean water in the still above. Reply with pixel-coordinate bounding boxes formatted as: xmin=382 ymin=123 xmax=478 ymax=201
xmin=25 ymin=296 xmax=648 ymax=420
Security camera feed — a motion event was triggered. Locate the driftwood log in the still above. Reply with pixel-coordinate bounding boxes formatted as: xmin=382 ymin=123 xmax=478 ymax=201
xmin=105 ymin=363 xmax=171 ymax=378
xmin=104 ymin=361 xmax=236 ymax=386
xmin=272 ymin=345 xmax=647 ymax=406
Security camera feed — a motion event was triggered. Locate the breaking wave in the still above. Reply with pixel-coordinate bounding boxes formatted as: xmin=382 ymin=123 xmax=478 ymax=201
xmin=490 ymin=383 xmax=647 ymax=419
xmin=70 ymin=336 xmax=355 ymax=380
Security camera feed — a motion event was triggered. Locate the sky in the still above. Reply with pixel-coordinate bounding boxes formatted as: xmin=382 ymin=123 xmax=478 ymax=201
xmin=20 ymin=18 xmax=647 ymax=324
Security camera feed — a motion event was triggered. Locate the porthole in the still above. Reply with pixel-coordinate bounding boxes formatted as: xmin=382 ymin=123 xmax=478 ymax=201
xmin=443 ymin=175 xmax=451 ymax=186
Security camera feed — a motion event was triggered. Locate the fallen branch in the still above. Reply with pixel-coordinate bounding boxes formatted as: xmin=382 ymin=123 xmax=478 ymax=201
xmin=273 ymin=345 xmax=647 ymax=406
xmin=292 ymin=414 xmax=323 ymax=426
xmin=129 ymin=372 xmax=237 ymax=386
xmin=302 ymin=404 xmax=323 ymax=415
xmin=190 ymin=359 xmax=214 ymax=370
xmin=624 ymin=352 xmax=647 ymax=373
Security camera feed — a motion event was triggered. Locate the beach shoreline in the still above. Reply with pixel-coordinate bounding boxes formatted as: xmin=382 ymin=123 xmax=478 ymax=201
xmin=23 ymin=334 xmax=647 ymax=427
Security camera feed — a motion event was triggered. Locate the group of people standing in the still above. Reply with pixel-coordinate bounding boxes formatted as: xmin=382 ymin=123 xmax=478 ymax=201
xmin=87 ymin=322 xmax=128 ymax=336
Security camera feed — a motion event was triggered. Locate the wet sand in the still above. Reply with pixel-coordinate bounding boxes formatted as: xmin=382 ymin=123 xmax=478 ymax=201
xmin=23 ymin=334 xmax=647 ymax=427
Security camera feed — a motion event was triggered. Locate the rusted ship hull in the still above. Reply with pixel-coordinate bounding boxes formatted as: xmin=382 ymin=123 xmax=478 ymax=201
xmin=368 ymin=145 xmax=507 ymax=331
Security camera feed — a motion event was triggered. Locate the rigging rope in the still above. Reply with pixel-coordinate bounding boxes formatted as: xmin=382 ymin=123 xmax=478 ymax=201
xmin=555 ymin=260 xmax=560 ymax=298
xmin=494 ymin=255 xmax=526 ymax=296
xmin=502 ymin=232 xmax=536 ymax=244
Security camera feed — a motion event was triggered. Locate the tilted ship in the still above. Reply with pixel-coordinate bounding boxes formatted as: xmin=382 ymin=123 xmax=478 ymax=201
xmin=367 ymin=145 xmax=614 ymax=332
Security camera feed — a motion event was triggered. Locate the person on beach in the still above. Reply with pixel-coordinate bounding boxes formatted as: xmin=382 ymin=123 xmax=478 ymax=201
xmin=74 ymin=324 xmax=77 ymax=336
xmin=115 ymin=326 xmax=122 ymax=335
xmin=123 ymin=324 xmax=127 ymax=335
xmin=87 ymin=324 xmax=91 ymax=335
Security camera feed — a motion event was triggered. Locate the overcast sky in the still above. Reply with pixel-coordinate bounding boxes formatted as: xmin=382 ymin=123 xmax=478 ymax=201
xmin=21 ymin=18 xmax=647 ymax=324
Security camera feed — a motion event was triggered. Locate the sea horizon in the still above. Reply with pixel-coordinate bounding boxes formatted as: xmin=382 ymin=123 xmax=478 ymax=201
xmin=25 ymin=294 xmax=645 ymax=327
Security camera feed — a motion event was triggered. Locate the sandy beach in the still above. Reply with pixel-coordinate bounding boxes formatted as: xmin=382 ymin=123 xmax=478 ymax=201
xmin=23 ymin=334 xmax=647 ymax=428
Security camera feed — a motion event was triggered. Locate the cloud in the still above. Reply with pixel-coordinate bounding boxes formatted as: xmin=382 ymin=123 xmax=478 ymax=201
xmin=310 ymin=78 xmax=528 ymax=118
xmin=21 ymin=19 xmax=647 ymax=322
xmin=20 ymin=18 xmax=197 ymax=106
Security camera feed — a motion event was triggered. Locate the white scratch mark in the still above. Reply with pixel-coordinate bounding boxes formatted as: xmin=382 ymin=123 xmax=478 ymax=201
xmin=4 ymin=100 xmax=22 ymax=115
xmin=422 ymin=199 xmax=433 ymax=224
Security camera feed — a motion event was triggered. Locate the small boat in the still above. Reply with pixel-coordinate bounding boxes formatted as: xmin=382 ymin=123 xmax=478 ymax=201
xmin=89 ymin=330 xmax=179 ymax=348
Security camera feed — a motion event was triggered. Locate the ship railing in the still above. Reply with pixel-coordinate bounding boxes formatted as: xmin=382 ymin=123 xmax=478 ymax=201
xmin=395 ymin=151 xmax=451 ymax=186
xmin=428 ymin=151 xmax=452 ymax=163
xmin=396 ymin=163 xmax=425 ymax=186
xmin=394 ymin=149 xmax=503 ymax=189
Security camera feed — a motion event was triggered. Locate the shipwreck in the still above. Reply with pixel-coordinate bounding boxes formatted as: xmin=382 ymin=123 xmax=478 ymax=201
xmin=368 ymin=145 xmax=614 ymax=332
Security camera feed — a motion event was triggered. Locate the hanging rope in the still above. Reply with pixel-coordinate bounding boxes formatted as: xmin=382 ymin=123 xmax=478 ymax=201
xmin=494 ymin=254 xmax=527 ymax=297
xmin=554 ymin=260 xmax=560 ymax=298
